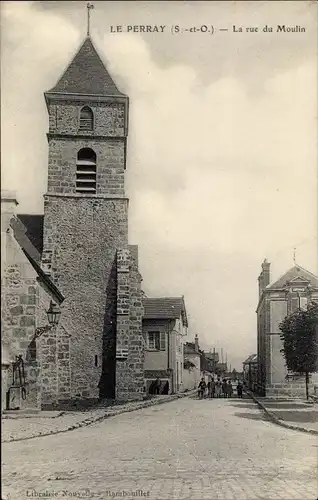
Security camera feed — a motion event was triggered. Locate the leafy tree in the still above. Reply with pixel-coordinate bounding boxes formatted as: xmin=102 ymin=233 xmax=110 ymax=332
xmin=279 ymin=301 xmax=318 ymax=399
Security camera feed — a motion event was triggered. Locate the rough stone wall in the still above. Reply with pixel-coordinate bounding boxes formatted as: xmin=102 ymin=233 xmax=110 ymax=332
xmin=1 ymin=225 xmax=64 ymax=410
xmin=42 ymin=196 xmax=128 ymax=401
xmin=47 ymin=101 xmax=126 ymax=137
xmin=1 ymin=255 xmax=39 ymax=409
xmin=115 ymin=247 xmax=144 ymax=401
xmin=47 ymin=137 xmax=125 ymax=197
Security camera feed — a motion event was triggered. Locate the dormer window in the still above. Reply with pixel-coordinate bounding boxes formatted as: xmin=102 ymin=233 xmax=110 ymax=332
xmin=79 ymin=106 xmax=94 ymax=131
xmin=76 ymin=148 xmax=96 ymax=193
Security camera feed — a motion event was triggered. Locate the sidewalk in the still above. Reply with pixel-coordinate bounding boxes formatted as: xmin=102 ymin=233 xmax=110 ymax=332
xmin=248 ymin=391 xmax=318 ymax=435
xmin=1 ymin=391 xmax=196 ymax=444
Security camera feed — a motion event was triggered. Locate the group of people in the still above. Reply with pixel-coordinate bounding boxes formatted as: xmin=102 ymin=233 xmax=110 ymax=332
xmin=197 ymin=378 xmax=243 ymax=399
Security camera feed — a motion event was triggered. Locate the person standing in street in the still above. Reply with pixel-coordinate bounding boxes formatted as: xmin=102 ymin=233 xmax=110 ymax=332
xmin=222 ymin=379 xmax=228 ymax=398
xmin=198 ymin=378 xmax=206 ymax=399
xmin=215 ymin=378 xmax=222 ymax=398
xmin=210 ymin=379 xmax=215 ymax=398
xmin=227 ymin=380 xmax=233 ymax=398
xmin=237 ymin=381 xmax=243 ymax=398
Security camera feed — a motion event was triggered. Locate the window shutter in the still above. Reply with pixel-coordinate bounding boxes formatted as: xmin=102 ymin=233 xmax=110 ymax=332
xmin=290 ymin=297 xmax=299 ymax=312
xmin=160 ymin=332 xmax=166 ymax=350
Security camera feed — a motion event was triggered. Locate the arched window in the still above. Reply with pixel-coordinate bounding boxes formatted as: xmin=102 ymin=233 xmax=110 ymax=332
xmin=76 ymin=148 xmax=97 ymax=193
xmin=79 ymin=106 xmax=94 ymax=131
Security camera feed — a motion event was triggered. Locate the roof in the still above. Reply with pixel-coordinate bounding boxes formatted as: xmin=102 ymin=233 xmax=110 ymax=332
xmin=266 ymin=265 xmax=318 ymax=290
xmin=9 ymin=216 xmax=64 ymax=305
xmin=184 ymin=342 xmax=199 ymax=355
xmin=243 ymin=354 xmax=258 ymax=365
xmin=143 ymin=297 xmax=188 ymax=327
xmin=22 ymin=248 xmax=64 ymax=305
xmin=46 ymin=37 xmax=125 ymax=97
xmin=11 ymin=217 xmax=41 ymax=263
xmin=17 ymin=214 xmax=44 ymax=255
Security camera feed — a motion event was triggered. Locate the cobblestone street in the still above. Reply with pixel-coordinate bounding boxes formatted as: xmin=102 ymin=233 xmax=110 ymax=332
xmin=2 ymin=397 xmax=317 ymax=500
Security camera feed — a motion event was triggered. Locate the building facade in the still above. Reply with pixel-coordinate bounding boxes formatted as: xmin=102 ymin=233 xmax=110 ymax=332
xmin=256 ymin=259 xmax=318 ymax=397
xmin=243 ymin=354 xmax=258 ymax=392
xmin=183 ymin=335 xmax=201 ymax=392
xmin=1 ymin=191 xmax=64 ymax=411
xmin=142 ymin=297 xmax=188 ymax=394
xmin=5 ymin=35 xmax=145 ymax=408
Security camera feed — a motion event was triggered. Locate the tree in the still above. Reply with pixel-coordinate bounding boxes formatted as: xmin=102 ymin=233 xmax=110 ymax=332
xmin=279 ymin=301 xmax=318 ymax=399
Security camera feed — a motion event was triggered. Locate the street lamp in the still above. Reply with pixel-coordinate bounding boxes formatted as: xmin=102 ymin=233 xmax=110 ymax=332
xmin=46 ymin=301 xmax=61 ymax=326
xmin=34 ymin=301 xmax=61 ymax=339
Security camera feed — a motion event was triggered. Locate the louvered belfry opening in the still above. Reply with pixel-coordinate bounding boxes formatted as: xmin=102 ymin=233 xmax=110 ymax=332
xmin=79 ymin=106 xmax=94 ymax=131
xmin=76 ymin=148 xmax=97 ymax=194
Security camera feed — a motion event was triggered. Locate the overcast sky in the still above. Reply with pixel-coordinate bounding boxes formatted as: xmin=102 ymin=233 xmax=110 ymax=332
xmin=1 ymin=1 xmax=317 ymax=369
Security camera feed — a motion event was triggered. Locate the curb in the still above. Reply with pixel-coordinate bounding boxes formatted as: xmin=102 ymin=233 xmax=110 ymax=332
xmin=2 ymin=390 xmax=196 ymax=444
xmin=247 ymin=391 xmax=318 ymax=436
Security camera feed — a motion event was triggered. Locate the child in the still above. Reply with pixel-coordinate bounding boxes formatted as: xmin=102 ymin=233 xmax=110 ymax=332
xmin=198 ymin=378 xmax=206 ymax=399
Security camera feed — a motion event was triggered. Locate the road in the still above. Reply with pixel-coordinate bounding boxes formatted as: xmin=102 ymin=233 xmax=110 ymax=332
xmin=2 ymin=396 xmax=317 ymax=500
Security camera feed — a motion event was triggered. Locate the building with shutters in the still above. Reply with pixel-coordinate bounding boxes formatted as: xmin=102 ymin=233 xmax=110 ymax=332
xmin=142 ymin=297 xmax=188 ymax=394
xmin=256 ymin=259 xmax=318 ymax=397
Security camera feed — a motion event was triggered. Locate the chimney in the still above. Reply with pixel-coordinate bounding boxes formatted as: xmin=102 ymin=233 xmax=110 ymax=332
xmin=194 ymin=334 xmax=199 ymax=352
xmin=258 ymin=273 xmax=264 ymax=297
xmin=258 ymin=259 xmax=271 ymax=296
xmin=1 ymin=190 xmax=18 ymax=232
xmin=262 ymin=259 xmax=271 ymax=287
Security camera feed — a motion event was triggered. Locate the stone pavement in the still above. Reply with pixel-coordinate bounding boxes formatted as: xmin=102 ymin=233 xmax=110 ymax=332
xmin=2 ymin=396 xmax=317 ymax=500
xmin=1 ymin=393 xmax=196 ymax=443
xmin=248 ymin=393 xmax=318 ymax=434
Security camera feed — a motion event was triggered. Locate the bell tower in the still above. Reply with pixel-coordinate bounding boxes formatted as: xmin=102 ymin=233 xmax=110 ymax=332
xmin=42 ymin=34 xmax=131 ymax=403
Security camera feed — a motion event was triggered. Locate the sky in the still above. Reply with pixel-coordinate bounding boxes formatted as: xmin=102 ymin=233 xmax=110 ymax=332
xmin=1 ymin=1 xmax=317 ymax=370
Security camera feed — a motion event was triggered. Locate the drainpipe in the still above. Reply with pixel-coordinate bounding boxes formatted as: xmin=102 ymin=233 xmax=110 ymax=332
xmin=167 ymin=320 xmax=173 ymax=394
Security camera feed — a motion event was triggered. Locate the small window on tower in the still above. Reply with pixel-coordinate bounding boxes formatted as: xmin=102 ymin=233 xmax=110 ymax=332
xmin=76 ymin=148 xmax=97 ymax=194
xmin=79 ymin=106 xmax=94 ymax=131
xmin=95 ymin=355 xmax=98 ymax=367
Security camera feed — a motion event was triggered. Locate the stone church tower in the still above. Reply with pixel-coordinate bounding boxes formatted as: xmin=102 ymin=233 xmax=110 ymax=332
xmin=42 ymin=36 xmax=144 ymax=406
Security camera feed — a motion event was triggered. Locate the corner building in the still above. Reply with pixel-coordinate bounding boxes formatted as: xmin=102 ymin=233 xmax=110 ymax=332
xmin=42 ymin=36 xmax=144 ymax=406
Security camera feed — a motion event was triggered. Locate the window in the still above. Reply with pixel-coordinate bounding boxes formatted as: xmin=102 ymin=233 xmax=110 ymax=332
xmin=79 ymin=106 xmax=94 ymax=131
xmin=95 ymin=355 xmax=98 ymax=367
xmin=290 ymin=297 xmax=299 ymax=313
xmin=147 ymin=331 xmax=165 ymax=351
xmin=76 ymin=148 xmax=96 ymax=193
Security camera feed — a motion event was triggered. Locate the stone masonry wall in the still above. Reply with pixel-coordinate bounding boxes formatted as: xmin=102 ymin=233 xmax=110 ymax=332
xmin=47 ymin=137 xmax=126 ymax=197
xmin=42 ymin=196 xmax=128 ymax=402
xmin=48 ymin=101 xmax=126 ymax=137
xmin=1 ymin=259 xmax=39 ymax=410
xmin=115 ymin=247 xmax=144 ymax=401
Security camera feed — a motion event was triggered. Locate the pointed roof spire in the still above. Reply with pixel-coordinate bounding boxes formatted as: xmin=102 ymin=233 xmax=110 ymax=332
xmin=46 ymin=37 xmax=125 ymax=98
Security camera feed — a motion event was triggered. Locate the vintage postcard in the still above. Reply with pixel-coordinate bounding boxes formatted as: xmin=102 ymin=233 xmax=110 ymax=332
xmin=1 ymin=1 xmax=317 ymax=499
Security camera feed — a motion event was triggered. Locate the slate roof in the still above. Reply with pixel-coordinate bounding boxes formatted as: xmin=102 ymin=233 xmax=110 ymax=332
xmin=243 ymin=354 xmax=258 ymax=365
xmin=9 ymin=216 xmax=64 ymax=305
xmin=266 ymin=265 xmax=318 ymax=290
xmin=184 ymin=342 xmax=199 ymax=355
xmin=47 ymin=37 xmax=125 ymax=97
xmin=10 ymin=217 xmax=41 ymax=264
xmin=143 ymin=297 xmax=188 ymax=327
xmin=16 ymin=214 xmax=44 ymax=255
